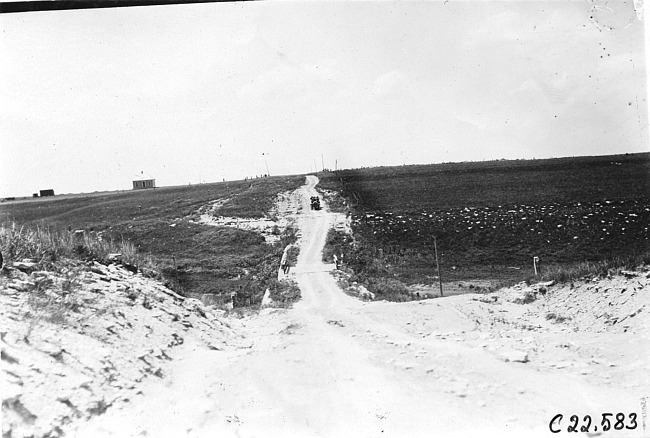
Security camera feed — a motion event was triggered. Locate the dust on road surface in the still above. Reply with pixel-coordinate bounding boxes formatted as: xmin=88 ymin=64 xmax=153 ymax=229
xmin=76 ymin=176 xmax=650 ymax=438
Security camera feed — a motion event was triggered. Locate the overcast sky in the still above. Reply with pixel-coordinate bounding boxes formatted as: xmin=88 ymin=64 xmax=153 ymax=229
xmin=1 ymin=0 xmax=647 ymax=197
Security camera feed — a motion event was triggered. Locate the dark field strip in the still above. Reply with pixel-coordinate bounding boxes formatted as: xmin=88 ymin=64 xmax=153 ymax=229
xmin=328 ymin=153 xmax=649 ymax=211
xmin=319 ymin=153 xmax=650 ymax=292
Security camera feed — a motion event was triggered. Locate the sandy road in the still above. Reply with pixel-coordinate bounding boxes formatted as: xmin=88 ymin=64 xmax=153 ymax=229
xmin=75 ymin=176 xmax=649 ymax=438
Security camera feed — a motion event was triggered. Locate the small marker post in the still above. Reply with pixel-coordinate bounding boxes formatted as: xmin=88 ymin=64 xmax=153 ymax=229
xmin=434 ymin=236 xmax=443 ymax=297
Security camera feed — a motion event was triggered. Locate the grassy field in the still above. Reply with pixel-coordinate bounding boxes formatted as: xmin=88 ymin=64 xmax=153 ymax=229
xmin=319 ymin=153 xmax=650 ymax=298
xmin=5 ymin=153 xmax=648 ymax=304
xmin=1 ymin=176 xmax=305 ymax=307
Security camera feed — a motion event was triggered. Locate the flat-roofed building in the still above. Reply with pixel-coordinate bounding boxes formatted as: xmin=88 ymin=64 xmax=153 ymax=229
xmin=132 ymin=172 xmax=155 ymax=190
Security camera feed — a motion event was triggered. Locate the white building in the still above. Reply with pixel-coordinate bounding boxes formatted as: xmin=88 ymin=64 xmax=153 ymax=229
xmin=132 ymin=172 xmax=155 ymax=190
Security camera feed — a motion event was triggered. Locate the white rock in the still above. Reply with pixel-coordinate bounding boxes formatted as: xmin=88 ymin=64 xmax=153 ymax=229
xmin=358 ymin=286 xmax=375 ymax=301
xmin=498 ymin=349 xmax=529 ymax=363
xmin=12 ymin=261 xmax=37 ymax=273
xmin=261 ymin=288 xmax=274 ymax=307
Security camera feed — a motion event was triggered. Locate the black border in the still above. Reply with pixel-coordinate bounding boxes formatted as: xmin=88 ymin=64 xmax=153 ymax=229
xmin=1 ymin=0 xmax=253 ymax=14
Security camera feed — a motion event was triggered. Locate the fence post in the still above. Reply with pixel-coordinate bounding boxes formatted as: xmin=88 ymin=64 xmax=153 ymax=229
xmin=434 ymin=237 xmax=443 ymax=297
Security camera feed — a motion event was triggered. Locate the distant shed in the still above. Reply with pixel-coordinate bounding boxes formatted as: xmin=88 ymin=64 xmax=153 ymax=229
xmin=133 ymin=172 xmax=155 ymax=190
xmin=39 ymin=189 xmax=54 ymax=197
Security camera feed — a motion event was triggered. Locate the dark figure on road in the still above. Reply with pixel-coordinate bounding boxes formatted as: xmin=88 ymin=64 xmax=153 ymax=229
xmin=280 ymin=252 xmax=290 ymax=274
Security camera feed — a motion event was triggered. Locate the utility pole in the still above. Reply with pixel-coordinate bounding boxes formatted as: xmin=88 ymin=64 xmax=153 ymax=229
xmin=321 ymin=154 xmax=325 ymax=171
xmin=434 ymin=236 xmax=443 ymax=297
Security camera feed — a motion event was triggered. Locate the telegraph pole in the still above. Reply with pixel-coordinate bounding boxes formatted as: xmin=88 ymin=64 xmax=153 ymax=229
xmin=434 ymin=236 xmax=443 ymax=297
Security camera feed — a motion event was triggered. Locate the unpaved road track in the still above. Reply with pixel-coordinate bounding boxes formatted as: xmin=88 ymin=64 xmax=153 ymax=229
xmin=77 ymin=176 xmax=649 ymax=438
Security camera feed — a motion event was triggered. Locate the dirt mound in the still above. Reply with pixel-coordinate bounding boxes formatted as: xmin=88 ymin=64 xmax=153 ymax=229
xmin=1 ymin=261 xmax=245 ymax=438
xmin=446 ymin=269 xmax=650 ymax=392
xmin=496 ymin=270 xmax=649 ymax=334
xmin=536 ymin=271 xmax=649 ymax=334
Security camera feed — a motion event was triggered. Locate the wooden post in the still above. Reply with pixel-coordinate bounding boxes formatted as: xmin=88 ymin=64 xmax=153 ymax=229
xmin=172 ymin=255 xmax=179 ymax=289
xmin=434 ymin=237 xmax=443 ymax=297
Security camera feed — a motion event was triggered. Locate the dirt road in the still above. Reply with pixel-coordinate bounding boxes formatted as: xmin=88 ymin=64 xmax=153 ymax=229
xmin=76 ymin=176 xmax=649 ymax=438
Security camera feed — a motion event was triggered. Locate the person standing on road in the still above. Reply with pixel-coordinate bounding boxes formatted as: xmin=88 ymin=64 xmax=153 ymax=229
xmin=283 ymin=257 xmax=291 ymax=274
xmin=280 ymin=251 xmax=288 ymax=275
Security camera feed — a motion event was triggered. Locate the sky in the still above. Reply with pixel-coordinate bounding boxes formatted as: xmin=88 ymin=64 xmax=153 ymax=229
xmin=1 ymin=0 xmax=648 ymax=197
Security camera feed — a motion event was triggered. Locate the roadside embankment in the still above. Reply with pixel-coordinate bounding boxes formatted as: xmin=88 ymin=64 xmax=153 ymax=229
xmin=1 ymin=259 xmax=245 ymax=438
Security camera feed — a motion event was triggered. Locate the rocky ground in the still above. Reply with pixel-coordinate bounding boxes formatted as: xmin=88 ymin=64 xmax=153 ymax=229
xmin=1 ymin=260 xmax=248 ymax=438
xmin=2 ymin=176 xmax=649 ymax=437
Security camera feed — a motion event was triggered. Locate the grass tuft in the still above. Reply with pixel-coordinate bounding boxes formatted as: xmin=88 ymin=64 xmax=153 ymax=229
xmin=0 ymin=222 xmax=158 ymax=273
xmin=545 ymin=312 xmax=571 ymax=323
xmin=528 ymin=254 xmax=650 ymax=284
xmin=0 ymin=221 xmax=165 ymax=340
xmin=268 ymin=279 xmax=301 ymax=308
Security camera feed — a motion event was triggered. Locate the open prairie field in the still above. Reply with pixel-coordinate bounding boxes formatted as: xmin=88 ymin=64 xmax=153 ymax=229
xmin=319 ymin=153 xmax=650 ymax=294
xmin=0 ymin=176 xmax=305 ymax=304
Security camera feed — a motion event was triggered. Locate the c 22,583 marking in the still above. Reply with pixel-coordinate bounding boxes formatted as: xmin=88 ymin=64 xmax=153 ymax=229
xmin=549 ymin=413 xmax=637 ymax=433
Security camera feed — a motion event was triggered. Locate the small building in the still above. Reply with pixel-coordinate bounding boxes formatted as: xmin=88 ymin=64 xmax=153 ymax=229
xmin=39 ymin=189 xmax=54 ymax=197
xmin=132 ymin=172 xmax=156 ymax=190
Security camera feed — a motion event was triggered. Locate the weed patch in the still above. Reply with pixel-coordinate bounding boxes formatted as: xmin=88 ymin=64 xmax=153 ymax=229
xmin=22 ymin=270 xmax=87 ymax=341
xmin=268 ymin=279 xmax=301 ymax=308
xmin=322 ymin=228 xmax=353 ymax=264
xmin=0 ymin=222 xmax=158 ymax=273
xmin=545 ymin=312 xmax=571 ymax=323
xmin=323 ymin=227 xmax=415 ymax=302
xmin=528 ymin=256 xmax=650 ymax=283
